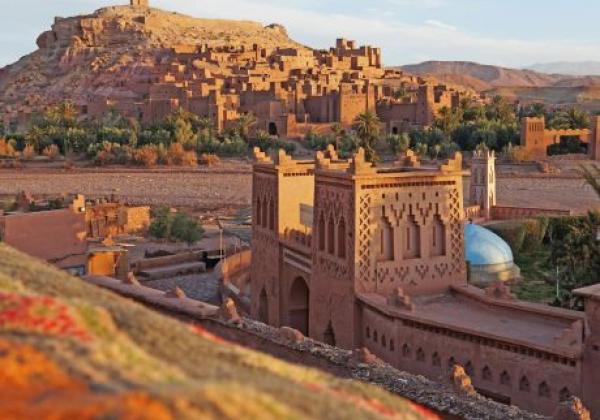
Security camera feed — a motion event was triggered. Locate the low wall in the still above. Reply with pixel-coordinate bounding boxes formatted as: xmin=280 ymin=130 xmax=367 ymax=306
xmin=81 ymin=274 xmax=545 ymax=420
xmin=133 ymin=250 xmax=205 ymax=272
xmin=215 ymin=249 xmax=252 ymax=314
xmin=492 ymin=206 xmax=572 ymax=220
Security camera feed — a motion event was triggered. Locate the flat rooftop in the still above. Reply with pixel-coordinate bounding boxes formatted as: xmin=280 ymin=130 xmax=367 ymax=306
xmin=359 ymin=287 xmax=584 ymax=358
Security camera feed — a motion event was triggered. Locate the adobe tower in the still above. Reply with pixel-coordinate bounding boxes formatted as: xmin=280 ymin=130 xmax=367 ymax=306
xmin=130 ymin=0 xmax=149 ymax=7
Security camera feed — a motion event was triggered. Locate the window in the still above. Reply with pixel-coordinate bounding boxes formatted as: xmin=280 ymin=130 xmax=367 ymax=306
xmin=373 ymin=330 xmax=378 ymax=342
xmin=404 ymin=215 xmax=421 ymax=259
xmin=318 ymin=214 xmax=326 ymax=251
xmin=268 ymin=200 xmax=275 ymax=230
xmin=482 ymin=366 xmax=492 ymax=382
xmin=379 ymin=216 xmax=394 ymax=261
xmin=431 ymin=215 xmax=446 ymax=257
xmin=366 ymin=326 xmax=370 ymax=339
xmin=538 ymin=382 xmax=551 ymax=398
xmin=402 ymin=344 xmax=411 ymax=358
xmin=390 ymin=339 xmax=395 ymax=351
xmin=338 ymin=217 xmax=346 ymax=259
xmin=447 ymin=357 xmax=456 ymax=370
xmin=500 ymin=371 xmax=511 ymax=387
xmin=465 ymin=361 xmax=474 ymax=378
xmin=327 ymin=216 xmax=335 ymax=255
xmin=256 ymin=198 xmax=262 ymax=226
xmin=432 ymin=352 xmax=441 ymax=367
xmin=559 ymin=387 xmax=571 ymax=402
xmin=381 ymin=335 xmax=386 ymax=347
xmin=416 ymin=348 xmax=425 ymax=362
xmin=261 ymin=199 xmax=268 ymax=228
xmin=519 ymin=376 xmax=530 ymax=392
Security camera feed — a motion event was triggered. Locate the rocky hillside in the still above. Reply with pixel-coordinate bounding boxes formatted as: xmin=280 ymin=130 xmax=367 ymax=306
xmin=527 ymin=61 xmax=600 ymax=76
xmin=399 ymin=61 xmax=600 ymax=108
xmin=0 ymin=243 xmax=436 ymax=419
xmin=0 ymin=5 xmax=303 ymax=118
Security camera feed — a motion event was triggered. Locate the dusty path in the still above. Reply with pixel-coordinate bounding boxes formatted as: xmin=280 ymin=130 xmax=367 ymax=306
xmin=0 ymin=165 xmax=252 ymax=211
xmin=0 ymin=164 xmax=597 ymax=214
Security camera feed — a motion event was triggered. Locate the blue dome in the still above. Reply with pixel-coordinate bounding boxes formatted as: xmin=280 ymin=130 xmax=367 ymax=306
xmin=464 ymin=224 xmax=514 ymax=266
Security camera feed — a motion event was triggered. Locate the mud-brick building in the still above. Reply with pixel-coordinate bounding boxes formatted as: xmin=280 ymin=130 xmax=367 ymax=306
xmin=249 ymin=146 xmax=600 ymax=417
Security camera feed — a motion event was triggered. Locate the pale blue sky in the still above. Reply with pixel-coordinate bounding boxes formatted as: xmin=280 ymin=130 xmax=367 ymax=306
xmin=1 ymin=0 xmax=598 ymax=68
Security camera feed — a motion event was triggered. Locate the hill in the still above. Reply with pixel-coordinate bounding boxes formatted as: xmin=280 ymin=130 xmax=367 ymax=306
xmin=526 ymin=61 xmax=600 ymax=76
xmin=0 ymin=243 xmax=435 ymax=419
xmin=0 ymin=5 xmax=303 ymax=119
xmin=398 ymin=61 xmax=600 ymax=108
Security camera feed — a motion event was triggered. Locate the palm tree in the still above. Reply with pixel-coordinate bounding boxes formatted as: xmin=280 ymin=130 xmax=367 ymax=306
xmin=567 ymin=108 xmax=590 ymax=129
xmin=352 ymin=111 xmax=381 ymax=162
xmin=234 ymin=113 xmax=257 ymax=142
xmin=330 ymin=122 xmax=344 ymax=150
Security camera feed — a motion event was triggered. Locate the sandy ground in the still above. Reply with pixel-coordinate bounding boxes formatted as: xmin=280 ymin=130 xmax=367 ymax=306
xmin=0 ymin=162 xmax=598 ymax=215
xmin=0 ymin=161 xmax=252 ymax=214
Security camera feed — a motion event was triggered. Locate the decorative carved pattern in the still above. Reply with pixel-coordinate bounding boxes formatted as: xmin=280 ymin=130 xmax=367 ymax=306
xmin=357 ymin=193 xmax=373 ymax=288
xmin=316 ymin=254 xmax=349 ymax=281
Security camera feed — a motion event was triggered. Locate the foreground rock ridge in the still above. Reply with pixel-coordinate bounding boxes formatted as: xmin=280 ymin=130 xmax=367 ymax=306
xmin=0 ymin=243 xmax=436 ymax=419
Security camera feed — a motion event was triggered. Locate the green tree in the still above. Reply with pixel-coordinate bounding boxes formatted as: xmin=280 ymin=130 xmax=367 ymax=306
xmin=352 ymin=111 xmax=381 ymax=162
xmin=170 ymin=212 xmax=204 ymax=245
xmin=234 ymin=113 xmax=257 ymax=142
xmin=173 ymin=118 xmax=196 ymax=149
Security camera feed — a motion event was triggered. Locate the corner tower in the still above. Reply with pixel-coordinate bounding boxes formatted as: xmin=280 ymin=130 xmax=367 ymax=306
xmin=130 ymin=0 xmax=149 ymax=8
xmin=469 ymin=148 xmax=496 ymax=220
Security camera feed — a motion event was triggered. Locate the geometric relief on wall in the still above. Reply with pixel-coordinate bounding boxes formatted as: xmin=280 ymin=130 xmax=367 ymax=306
xmin=357 ymin=192 xmax=373 ymax=288
xmin=447 ymin=187 xmax=465 ymax=275
xmin=316 ymin=254 xmax=349 ymax=281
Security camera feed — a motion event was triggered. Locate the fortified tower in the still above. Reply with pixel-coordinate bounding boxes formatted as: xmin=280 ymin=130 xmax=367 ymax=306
xmin=469 ymin=148 xmax=496 ymax=220
xmin=130 ymin=0 xmax=149 ymax=7
xmin=520 ymin=117 xmax=546 ymax=159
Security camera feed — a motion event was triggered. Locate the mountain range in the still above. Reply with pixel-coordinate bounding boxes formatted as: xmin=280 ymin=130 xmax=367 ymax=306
xmin=398 ymin=61 xmax=600 ymax=109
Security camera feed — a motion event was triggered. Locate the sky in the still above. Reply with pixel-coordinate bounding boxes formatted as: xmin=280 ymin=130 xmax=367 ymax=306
xmin=1 ymin=0 xmax=600 ymax=68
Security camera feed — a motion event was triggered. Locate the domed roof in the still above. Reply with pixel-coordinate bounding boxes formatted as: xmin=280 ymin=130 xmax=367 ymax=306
xmin=464 ymin=224 xmax=514 ymax=266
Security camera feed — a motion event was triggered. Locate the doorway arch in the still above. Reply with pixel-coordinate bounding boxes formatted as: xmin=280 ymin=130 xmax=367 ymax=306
xmin=268 ymin=122 xmax=278 ymax=136
xmin=289 ymin=276 xmax=309 ymax=335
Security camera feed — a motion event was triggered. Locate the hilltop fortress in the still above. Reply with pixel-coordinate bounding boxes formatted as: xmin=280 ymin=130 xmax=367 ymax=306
xmin=0 ymin=1 xmax=476 ymax=135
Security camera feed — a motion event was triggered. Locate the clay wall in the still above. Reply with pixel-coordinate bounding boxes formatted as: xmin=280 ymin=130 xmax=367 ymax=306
xmin=352 ymin=173 xmax=466 ymax=297
xmin=520 ymin=116 xmax=599 ymax=160
xmin=0 ymin=208 xmax=87 ymax=269
xmin=360 ymin=304 xmax=581 ymax=416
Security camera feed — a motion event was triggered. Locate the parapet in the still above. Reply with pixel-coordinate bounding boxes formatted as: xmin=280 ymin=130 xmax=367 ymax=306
xmin=395 ymin=149 xmax=421 ymax=168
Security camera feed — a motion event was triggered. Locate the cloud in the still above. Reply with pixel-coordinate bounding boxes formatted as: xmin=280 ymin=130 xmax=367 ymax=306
xmin=424 ymin=19 xmax=457 ymax=31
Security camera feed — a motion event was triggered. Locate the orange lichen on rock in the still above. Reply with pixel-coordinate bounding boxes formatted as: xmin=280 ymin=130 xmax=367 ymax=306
xmin=0 ymin=338 xmax=173 ymax=420
xmin=0 ymin=292 xmax=91 ymax=342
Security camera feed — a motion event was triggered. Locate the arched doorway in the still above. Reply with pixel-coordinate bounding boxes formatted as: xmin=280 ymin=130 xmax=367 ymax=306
xmin=268 ymin=122 xmax=278 ymax=136
xmin=258 ymin=288 xmax=269 ymax=324
xmin=289 ymin=277 xmax=309 ymax=335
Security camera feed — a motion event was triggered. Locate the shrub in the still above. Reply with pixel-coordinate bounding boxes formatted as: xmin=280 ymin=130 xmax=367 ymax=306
xmin=166 ymin=143 xmax=186 ymax=165
xmin=149 ymin=207 xmax=204 ymax=244
xmin=166 ymin=143 xmax=197 ymax=166
xmin=42 ymin=144 xmax=60 ymax=159
xmin=387 ymin=133 xmax=410 ymax=154
xmin=133 ymin=145 xmax=158 ymax=167
xmin=22 ymin=144 xmax=36 ymax=159
xmin=199 ymin=153 xmax=220 ymax=166
xmin=170 ymin=212 xmax=204 ymax=245
xmin=487 ymin=221 xmax=527 ymax=254
xmin=0 ymin=139 xmax=17 ymax=157
xmin=521 ymin=217 xmax=549 ymax=251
